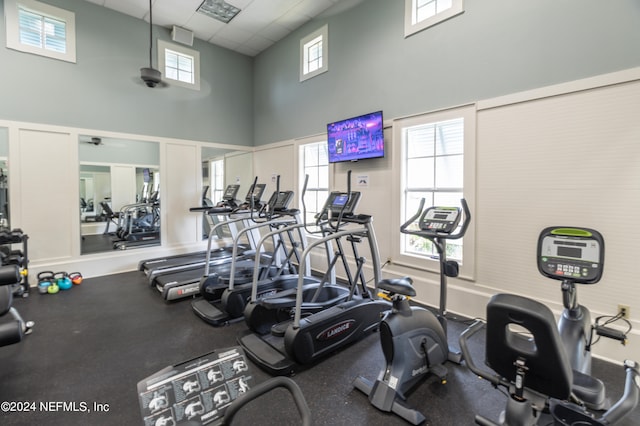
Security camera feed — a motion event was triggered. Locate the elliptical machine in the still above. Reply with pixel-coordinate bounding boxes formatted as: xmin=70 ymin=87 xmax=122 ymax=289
xmin=353 ymin=198 xmax=471 ymax=425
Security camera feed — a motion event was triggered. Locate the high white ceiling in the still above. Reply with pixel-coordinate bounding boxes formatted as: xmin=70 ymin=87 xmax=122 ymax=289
xmin=83 ymin=0 xmax=364 ymax=57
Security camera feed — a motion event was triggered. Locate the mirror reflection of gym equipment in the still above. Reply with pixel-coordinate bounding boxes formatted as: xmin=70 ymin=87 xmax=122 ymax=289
xmin=0 ymin=127 xmax=9 ymax=228
xmin=78 ymin=136 xmax=161 ymax=254
xmin=200 ymin=148 xmax=254 ymax=241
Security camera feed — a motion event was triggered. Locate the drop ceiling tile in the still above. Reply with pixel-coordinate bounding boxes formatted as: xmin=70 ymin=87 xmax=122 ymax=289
xmin=103 ymin=0 xmax=149 ymax=20
xmin=258 ymin=21 xmax=291 ymax=42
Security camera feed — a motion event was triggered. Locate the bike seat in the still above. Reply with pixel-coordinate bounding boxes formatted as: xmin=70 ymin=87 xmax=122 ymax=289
xmin=378 ymin=277 xmax=415 ymax=297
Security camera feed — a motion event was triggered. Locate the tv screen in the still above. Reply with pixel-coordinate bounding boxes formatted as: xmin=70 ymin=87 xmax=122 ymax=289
xmin=327 ymin=111 xmax=384 ymax=163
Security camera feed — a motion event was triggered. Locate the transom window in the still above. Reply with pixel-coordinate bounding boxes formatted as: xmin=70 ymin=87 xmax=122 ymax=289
xmin=404 ymin=0 xmax=464 ymax=37
xmin=165 ymin=49 xmax=194 ymax=84
xmin=300 ymin=25 xmax=328 ymax=82
xmin=305 ymin=36 xmax=323 ymax=74
xmin=5 ymin=0 xmax=76 ymax=62
xmin=19 ymin=8 xmax=66 ymax=52
xmin=158 ymin=40 xmax=201 ymax=90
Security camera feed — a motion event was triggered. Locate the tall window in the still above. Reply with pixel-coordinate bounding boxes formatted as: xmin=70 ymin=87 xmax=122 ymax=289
xmin=5 ymin=0 xmax=76 ymax=62
xmin=393 ymin=105 xmax=475 ymax=276
xmin=404 ymin=0 xmax=464 ymax=37
xmin=299 ymin=142 xmax=329 ymax=224
xmin=300 ymin=25 xmax=328 ymax=82
xmin=403 ymin=118 xmax=464 ymax=260
xmin=210 ymin=159 xmax=224 ymax=203
xmin=158 ymin=40 xmax=200 ymax=90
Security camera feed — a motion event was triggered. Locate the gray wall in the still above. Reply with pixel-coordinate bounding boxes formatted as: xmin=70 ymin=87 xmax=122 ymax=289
xmin=0 ymin=0 xmax=254 ymax=146
xmin=79 ymin=137 xmax=159 ymax=165
xmin=253 ymin=0 xmax=640 ymax=145
xmin=2 ymin=0 xmax=639 ymax=147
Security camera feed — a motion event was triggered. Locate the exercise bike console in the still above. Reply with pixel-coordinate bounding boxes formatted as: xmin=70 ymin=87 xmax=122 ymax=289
xmin=537 ymin=227 xmax=604 ymax=284
xmin=419 ymin=206 xmax=462 ymax=234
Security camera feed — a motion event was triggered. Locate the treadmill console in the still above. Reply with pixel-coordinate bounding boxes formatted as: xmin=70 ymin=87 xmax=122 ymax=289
xmin=537 ymin=227 xmax=604 ymax=284
xmin=245 ymin=184 xmax=266 ymax=204
xmin=419 ymin=206 xmax=461 ymax=234
xmin=222 ymin=184 xmax=240 ymax=201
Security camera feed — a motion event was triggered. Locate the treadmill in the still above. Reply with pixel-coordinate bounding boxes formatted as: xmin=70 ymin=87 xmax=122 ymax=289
xmin=148 ymin=182 xmax=266 ymax=301
xmin=137 ymin=184 xmax=242 ymax=278
xmin=191 ymin=189 xmax=303 ymax=325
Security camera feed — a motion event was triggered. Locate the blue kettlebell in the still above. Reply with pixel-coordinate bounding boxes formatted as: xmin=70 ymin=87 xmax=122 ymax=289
xmin=55 ymin=272 xmax=73 ymax=291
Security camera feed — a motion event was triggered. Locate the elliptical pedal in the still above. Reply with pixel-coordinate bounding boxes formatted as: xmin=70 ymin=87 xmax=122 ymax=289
xmin=271 ymin=319 xmax=293 ymax=337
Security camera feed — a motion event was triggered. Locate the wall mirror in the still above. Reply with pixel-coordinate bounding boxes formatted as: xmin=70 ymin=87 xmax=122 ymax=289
xmin=0 ymin=128 xmax=8 ymax=228
xmin=79 ymin=136 xmax=160 ymax=254
xmin=199 ymin=147 xmax=253 ymax=240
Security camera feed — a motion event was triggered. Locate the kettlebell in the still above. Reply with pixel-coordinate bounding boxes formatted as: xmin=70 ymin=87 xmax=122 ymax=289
xmin=47 ymin=279 xmax=60 ymax=294
xmin=55 ymin=272 xmax=73 ymax=291
xmin=37 ymin=270 xmax=55 ymax=295
xmin=69 ymin=272 xmax=83 ymax=285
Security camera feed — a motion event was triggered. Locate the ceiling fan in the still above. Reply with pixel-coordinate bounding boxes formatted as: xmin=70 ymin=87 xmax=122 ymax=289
xmin=140 ymin=0 xmax=167 ymax=88
xmin=80 ymin=136 xmax=103 ymax=146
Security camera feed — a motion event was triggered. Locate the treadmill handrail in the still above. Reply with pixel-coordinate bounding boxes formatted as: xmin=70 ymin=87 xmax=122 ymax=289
xmin=203 ymin=214 xmax=252 ymax=276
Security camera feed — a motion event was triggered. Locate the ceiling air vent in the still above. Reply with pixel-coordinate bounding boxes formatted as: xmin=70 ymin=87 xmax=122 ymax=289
xmin=197 ymin=0 xmax=241 ymax=24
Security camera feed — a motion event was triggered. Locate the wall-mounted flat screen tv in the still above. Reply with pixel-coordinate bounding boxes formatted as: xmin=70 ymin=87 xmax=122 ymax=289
xmin=327 ymin=110 xmax=384 ymax=163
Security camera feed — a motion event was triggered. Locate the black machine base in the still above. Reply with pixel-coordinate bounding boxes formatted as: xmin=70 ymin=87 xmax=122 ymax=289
xmin=353 ymin=376 xmax=427 ymax=425
xmin=237 ymin=331 xmax=299 ymax=376
xmin=191 ymin=298 xmax=243 ymax=327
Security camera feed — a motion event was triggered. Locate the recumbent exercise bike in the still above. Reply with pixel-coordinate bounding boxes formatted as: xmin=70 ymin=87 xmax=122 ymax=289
xmin=459 ymin=226 xmax=639 ymax=425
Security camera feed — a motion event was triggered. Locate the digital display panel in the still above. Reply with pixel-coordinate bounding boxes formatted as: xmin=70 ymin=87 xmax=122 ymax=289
xmin=327 ymin=111 xmax=384 ymax=163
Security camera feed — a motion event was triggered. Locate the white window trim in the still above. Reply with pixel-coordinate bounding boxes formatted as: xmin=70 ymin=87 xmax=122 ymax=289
xmin=296 ymin=135 xmax=332 ymax=234
xmin=391 ymin=104 xmax=476 ymax=280
xmin=158 ymin=39 xmax=200 ymax=91
xmin=4 ymin=0 xmax=76 ymax=63
xmin=299 ymin=24 xmax=328 ymax=82
xmin=404 ymin=0 xmax=464 ymax=38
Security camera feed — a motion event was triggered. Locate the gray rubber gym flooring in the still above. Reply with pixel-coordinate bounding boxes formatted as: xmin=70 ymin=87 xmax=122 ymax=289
xmin=1 ymin=271 xmax=638 ymax=425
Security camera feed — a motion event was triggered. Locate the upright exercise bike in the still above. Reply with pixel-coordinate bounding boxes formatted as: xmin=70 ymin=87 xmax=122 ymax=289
xmin=354 ymin=198 xmax=471 ymax=425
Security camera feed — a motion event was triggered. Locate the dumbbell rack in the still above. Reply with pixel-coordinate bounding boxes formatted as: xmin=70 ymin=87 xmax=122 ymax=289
xmin=0 ymin=228 xmax=29 ymax=297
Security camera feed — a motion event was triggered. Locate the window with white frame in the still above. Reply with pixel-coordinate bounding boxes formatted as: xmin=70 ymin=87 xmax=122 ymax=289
xmin=158 ymin=40 xmax=200 ymax=90
xmin=300 ymin=25 xmax=328 ymax=82
xmin=4 ymin=0 xmax=76 ymax=63
xmin=393 ymin=105 xmax=475 ymax=276
xmin=299 ymin=141 xmax=329 ymax=224
xmin=210 ymin=159 xmax=224 ymax=203
xmin=404 ymin=0 xmax=464 ymax=38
